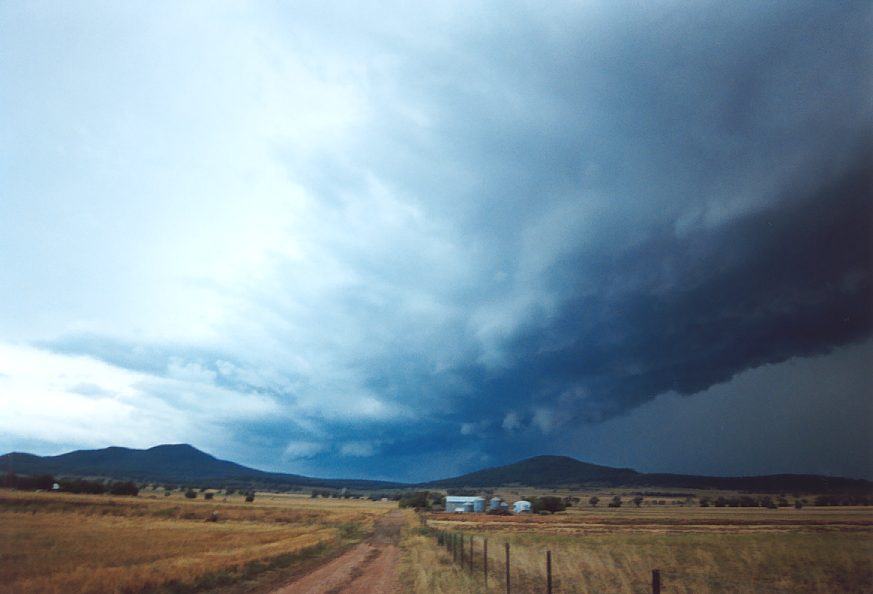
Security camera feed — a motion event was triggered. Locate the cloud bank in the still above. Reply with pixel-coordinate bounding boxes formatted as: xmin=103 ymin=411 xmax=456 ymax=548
xmin=1 ymin=1 xmax=870 ymax=480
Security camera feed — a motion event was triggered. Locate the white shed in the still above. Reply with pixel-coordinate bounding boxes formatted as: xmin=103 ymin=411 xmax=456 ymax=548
xmin=445 ymin=496 xmax=486 ymax=513
xmin=512 ymin=500 xmax=532 ymax=513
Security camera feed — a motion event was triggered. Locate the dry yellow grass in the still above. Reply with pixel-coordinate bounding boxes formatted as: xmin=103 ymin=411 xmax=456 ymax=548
xmin=0 ymin=489 xmax=391 ymax=594
xmin=408 ymin=507 xmax=873 ymax=594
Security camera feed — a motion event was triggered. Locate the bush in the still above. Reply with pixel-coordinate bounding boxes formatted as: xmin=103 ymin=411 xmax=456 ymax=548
xmin=204 ymin=492 xmax=214 ymax=500
xmin=245 ymin=491 xmax=255 ymax=503
xmin=398 ymin=491 xmax=431 ymax=509
xmin=589 ymin=496 xmax=600 ymax=507
xmin=60 ymin=478 xmax=107 ymax=494
xmin=608 ymin=495 xmax=622 ymax=508
xmin=185 ymin=489 xmax=197 ymax=499
xmin=532 ymin=496 xmax=566 ymax=514
xmin=108 ymin=481 xmax=139 ymax=496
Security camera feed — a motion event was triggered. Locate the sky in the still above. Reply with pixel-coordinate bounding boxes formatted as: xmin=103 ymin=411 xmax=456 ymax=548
xmin=1 ymin=1 xmax=871 ymax=483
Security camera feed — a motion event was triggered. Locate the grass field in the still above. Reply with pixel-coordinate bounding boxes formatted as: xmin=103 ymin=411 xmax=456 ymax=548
xmin=0 ymin=489 xmax=394 ymax=594
xmin=403 ymin=505 xmax=873 ymax=594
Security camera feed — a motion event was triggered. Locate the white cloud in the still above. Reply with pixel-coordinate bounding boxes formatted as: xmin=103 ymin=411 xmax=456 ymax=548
xmin=532 ymin=408 xmax=556 ymax=434
xmin=502 ymin=411 xmax=522 ymax=432
xmin=339 ymin=441 xmax=378 ymax=457
xmin=0 ymin=342 xmax=280 ymax=453
xmin=283 ymin=441 xmax=328 ymax=459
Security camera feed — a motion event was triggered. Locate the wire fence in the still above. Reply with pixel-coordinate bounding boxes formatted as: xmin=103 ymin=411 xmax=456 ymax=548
xmin=432 ymin=528 xmax=665 ymax=594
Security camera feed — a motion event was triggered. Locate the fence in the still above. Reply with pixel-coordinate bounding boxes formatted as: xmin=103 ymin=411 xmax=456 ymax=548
xmin=434 ymin=529 xmax=664 ymax=594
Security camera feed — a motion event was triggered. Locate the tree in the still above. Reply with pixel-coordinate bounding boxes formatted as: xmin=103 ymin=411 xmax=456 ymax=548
xmin=589 ymin=496 xmax=600 ymax=507
xmin=632 ymin=495 xmax=644 ymax=507
xmin=398 ymin=491 xmax=431 ymax=509
xmin=533 ymin=496 xmax=566 ymax=514
xmin=608 ymin=495 xmax=622 ymax=508
xmin=108 ymin=481 xmax=139 ymax=496
xmin=245 ymin=491 xmax=255 ymax=503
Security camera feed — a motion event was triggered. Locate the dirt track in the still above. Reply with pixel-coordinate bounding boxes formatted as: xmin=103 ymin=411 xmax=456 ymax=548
xmin=269 ymin=511 xmax=404 ymax=594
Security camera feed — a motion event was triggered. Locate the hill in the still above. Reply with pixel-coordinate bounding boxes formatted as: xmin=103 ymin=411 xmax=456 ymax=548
xmin=424 ymin=456 xmax=872 ymax=493
xmin=424 ymin=455 xmax=640 ymax=487
xmin=0 ymin=444 xmax=400 ymax=490
xmin=2 ymin=445 xmax=870 ymax=494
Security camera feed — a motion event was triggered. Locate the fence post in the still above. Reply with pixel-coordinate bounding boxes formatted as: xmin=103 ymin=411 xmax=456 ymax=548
xmin=652 ymin=569 xmax=661 ymax=594
xmin=470 ymin=535 xmax=474 ymax=572
xmin=505 ymin=542 xmax=511 ymax=594
xmin=546 ymin=550 xmax=552 ymax=594
xmin=461 ymin=534 xmax=465 ymax=566
xmin=453 ymin=533 xmax=457 ymax=562
xmin=484 ymin=538 xmax=488 ymax=590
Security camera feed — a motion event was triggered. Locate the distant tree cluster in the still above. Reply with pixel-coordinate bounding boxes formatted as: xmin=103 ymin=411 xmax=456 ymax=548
xmin=1 ymin=473 xmax=138 ymax=496
xmin=693 ymin=494 xmax=866 ymax=508
xmin=531 ymin=496 xmax=566 ymax=514
xmin=398 ymin=491 xmax=432 ymax=509
xmin=2 ymin=473 xmax=54 ymax=490
xmin=814 ymin=495 xmax=872 ymax=506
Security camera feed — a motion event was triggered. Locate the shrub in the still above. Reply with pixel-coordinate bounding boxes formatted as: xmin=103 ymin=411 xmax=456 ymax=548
xmin=589 ymin=496 xmax=600 ymax=507
xmin=185 ymin=489 xmax=197 ymax=499
xmin=108 ymin=481 xmax=139 ymax=496
xmin=245 ymin=491 xmax=255 ymax=503
xmin=398 ymin=491 xmax=431 ymax=509
xmin=608 ymin=496 xmax=622 ymax=508
xmin=204 ymin=492 xmax=214 ymax=500
xmin=532 ymin=496 xmax=566 ymax=514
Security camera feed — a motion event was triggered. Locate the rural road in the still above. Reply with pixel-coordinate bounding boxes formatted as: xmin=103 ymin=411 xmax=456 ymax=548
xmin=269 ymin=511 xmax=404 ymax=594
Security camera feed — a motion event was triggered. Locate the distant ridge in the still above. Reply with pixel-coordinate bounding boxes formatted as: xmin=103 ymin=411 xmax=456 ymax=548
xmin=421 ymin=455 xmax=872 ymax=493
xmin=0 ymin=444 xmax=401 ymax=490
xmin=2 ymin=445 xmax=870 ymax=493
xmin=423 ymin=455 xmax=639 ymax=487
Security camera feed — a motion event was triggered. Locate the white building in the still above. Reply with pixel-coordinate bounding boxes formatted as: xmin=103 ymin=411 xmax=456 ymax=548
xmin=445 ymin=496 xmax=486 ymax=513
xmin=512 ymin=500 xmax=532 ymax=513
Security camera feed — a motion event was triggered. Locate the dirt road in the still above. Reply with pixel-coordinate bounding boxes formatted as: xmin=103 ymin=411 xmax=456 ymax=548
xmin=269 ymin=511 xmax=405 ymax=594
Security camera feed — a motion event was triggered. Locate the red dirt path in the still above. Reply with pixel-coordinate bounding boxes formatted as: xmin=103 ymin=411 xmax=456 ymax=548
xmin=269 ymin=511 xmax=404 ymax=594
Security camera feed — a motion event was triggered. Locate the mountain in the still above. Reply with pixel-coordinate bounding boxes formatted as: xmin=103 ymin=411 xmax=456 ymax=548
xmin=2 ymin=445 xmax=870 ymax=493
xmin=423 ymin=455 xmax=640 ymax=487
xmin=423 ymin=455 xmax=872 ymax=492
xmin=0 ymin=444 xmax=400 ymax=490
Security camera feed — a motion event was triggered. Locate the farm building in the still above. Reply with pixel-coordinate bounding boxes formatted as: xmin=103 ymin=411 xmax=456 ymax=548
xmin=445 ymin=496 xmax=486 ymax=513
xmin=512 ymin=500 xmax=532 ymax=513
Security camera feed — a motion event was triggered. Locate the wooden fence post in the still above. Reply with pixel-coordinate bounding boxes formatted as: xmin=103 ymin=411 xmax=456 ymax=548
xmin=470 ymin=536 xmax=474 ymax=572
xmin=652 ymin=569 xmax=661 ymax=594
xmin=546 ymin=550 xmax=552 ymax=594
xmin=484 ymin=538 xmax=488 ymax=590
xmin=460 ymin=534 xmax=465 ymax=565
xmin=505 ymin=542 xmax=511 ymax=594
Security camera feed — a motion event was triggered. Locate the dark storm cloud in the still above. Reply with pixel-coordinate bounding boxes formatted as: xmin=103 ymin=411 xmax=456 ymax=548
xmin=488 ymin=152 xmax=872 ymax=425
xmin=352 ymin=1 xmax=873 ymax=438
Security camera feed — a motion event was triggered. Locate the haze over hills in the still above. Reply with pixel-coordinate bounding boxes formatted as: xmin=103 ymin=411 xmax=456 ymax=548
xmin=2 ymin=445 xmax=870 ymax=493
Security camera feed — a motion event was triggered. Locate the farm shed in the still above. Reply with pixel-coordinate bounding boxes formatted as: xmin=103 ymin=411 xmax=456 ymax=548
xmin=445 ymin=496 xmax=486 ymax=513
xmin=512 ymin=500 xmax=532 ymax=513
